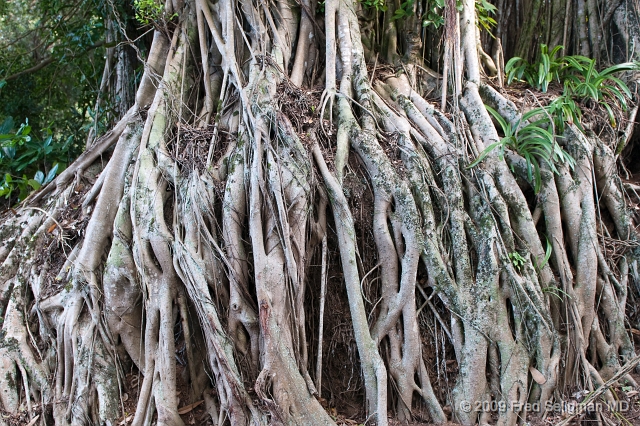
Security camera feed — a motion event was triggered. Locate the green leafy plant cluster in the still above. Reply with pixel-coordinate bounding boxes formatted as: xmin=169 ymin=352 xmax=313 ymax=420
xmin=563 ymin=60 xmax=637 ymax=126
xmin=0 ymin=0 xmax=109 ymax=164
xmin=473 ymin=46 xmax=639 ymax=193
xmin=0 ymin=117 xmax=74 ymax=201
xmin=469 ymin=106 xmax=575 ymax=192
xmin=392 ymin=0 xmax=444 ymax=26
xmin=476 ymin=0 xmax=497 ymax=34
xmin=508 ymin=251 xmax=526 ymax=270
xmin=389 ymin=0 xmax=495 ymax=34
xmin=420 ymin=0 xmax=445 ymax=28
xmin=543 ymin=92 xmax=582 ymax=133
xmin=134 ymin=0 xmax=164 ymax=25
xmin=505 ymin=44 xmax=638 ymax=125
xmin=505 ymin=44 xmax=567 ymax=92
xmin=362 ymin=0 xmax=387 ymax=11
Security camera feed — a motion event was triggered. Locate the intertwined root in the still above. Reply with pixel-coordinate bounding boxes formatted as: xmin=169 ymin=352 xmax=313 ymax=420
xmin=1 ymin=0 xmax=640 ymax=425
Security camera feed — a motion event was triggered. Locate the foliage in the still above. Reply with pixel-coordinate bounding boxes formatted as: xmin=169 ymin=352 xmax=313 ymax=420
xmin=0 ymin=0 xmax=108 ymax=157
xmin=508 ymin=251 xmax=526 ymax=270
xmin=469 ymin=106 xmax=575 ymax=192
xmin=545 ymin=91 xmax=583 ymax=133
xmin=563 ymin=60 xmax=639 ymax=126
xmin=506 ymin=44 xmax=639 ymax=132
xmin=541 ymin=285 xmax=570 ymax=300
xmin=134 ymin=0 xmax=165 ymax=25
xmin=476 ymin=0 xmax=497 ymax=35
xmin=390 ymin=0 xmax=414 ymax=19
xmin=505 ymin=44 xmax=567 ymax=92
xmin=476 ymin=47 xmax=637 ymax=195
xmin=0 ymin=0 xmax=147 ymax=203
xmin=0 ymin=117 xmax=75 ymax=201
xmin=424 ymin=0 xmax=446 ymax=27
xmin=389 ymin=0 xmax=495 ymax=34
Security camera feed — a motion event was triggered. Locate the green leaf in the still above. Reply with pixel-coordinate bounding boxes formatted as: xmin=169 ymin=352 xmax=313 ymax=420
xmin=27 ymin=179 xmax=41 ymax=190
xmin=549 ymin=45 xmax=564 ymax=58
xmin=34 ymin=170 xmax=45 ymax=184
xmin=2 ymin=146 xmax=15 ymax=159
xmin=605 ymin=85 xmax=628 ymax=106
xmin=467 ymin=141 xmax=504 ymax=169
xmin=599 ymin=62 xmax=640 ymax=77
xmin=602 ymin=102 xmax=616 ymax=127
xmin=44 ymin=163 xmax=59 ymax=184
xmin=18 ymin=185 xmax=29 ymax=201
xmin=505 ymin=57 xmax=524 ymax=75
xmin=485 ymin=105 xmax=511 ymax=133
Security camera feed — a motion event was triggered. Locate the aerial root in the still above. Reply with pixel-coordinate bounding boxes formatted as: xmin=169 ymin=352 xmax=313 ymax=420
xmin=2 ymin=1 xmax=640 ymax=424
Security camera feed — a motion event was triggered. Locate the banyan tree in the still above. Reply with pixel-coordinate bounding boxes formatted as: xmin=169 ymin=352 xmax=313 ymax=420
xmin=2 ymin=0 xmax=640 ymax=424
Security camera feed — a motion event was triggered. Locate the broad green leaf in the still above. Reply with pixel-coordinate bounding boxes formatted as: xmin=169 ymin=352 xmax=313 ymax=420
xmin=27 ymin=179 xmax=41 ymax=190
xmin=34 ymin=170 xmax=45 ymax=184
xmin=45 ymin=164 xmax=59 ymax=184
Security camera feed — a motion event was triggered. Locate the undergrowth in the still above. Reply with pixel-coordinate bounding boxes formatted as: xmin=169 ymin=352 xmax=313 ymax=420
xmin=473 ymin=45 xmax=639 ymax=191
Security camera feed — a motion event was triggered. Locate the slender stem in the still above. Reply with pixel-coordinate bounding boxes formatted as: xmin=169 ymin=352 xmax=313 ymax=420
xmin=315 ymin=234 xmax=328 ymax=399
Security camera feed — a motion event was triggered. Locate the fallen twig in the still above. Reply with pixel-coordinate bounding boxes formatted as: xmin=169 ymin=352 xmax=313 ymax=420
xmin=556 ymin=354 xmax=640 ymax=426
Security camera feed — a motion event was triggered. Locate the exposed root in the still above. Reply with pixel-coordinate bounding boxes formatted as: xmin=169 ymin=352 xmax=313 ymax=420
xmin=1 ymin=0 xmax=640 ymax=425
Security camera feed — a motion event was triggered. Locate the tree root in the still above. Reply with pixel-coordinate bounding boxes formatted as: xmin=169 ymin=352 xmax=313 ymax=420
xmin=1 ymin=0 xmax=640 ymax=425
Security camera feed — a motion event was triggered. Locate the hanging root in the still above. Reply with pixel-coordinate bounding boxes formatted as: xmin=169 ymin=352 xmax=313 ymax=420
xmin=2 ymin=0 xmax=640 ymax=425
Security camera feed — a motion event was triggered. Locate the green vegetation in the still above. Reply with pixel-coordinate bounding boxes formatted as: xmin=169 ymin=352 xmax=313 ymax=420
xmin=392 ymin=0 xmax=442 ymax=24
xmin=0 ymin=0 xmax=109 ymax=202
xmin=473 ymin=44 xmax=638 ymax=192
xmin=387 ymin=0 xmax=495 ymax=33
xmin=508 ymin=251 xmax=526 ymax=270
xmin=0 ymin=0 xmax=146 ymax=204
xmin=469 ymin=106 xmax=575 ymax=192
xmin=0 ymin=0 xmax=108 ymax=133
xmin=362 ymin=0 xmax=387 ymax=12
xmin=0 ymin=117 xmax=76 ymax=201
xmin=541 ymin=285 xmax=570 ymax=300
xmin=564 ymin=60 xmax=638 ymax=126
xmin=505 ymin=44 xmax=638 ymax=126
xmin=134 ymin=0 xmax=165 ymax=25
xmin=544 ymin=92 xmax=582 ymax=133
xmin=475 ymin=0 xmax=497 ymax=34
xmin=505 ymin=44 xmax=567 ymax=92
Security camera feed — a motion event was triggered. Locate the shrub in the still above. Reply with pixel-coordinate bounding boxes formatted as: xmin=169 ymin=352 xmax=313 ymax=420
xmin=0 ymin=117 xmax=73 ymax=202
xmin=469 ymin=106 xmax=575 ymax=192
